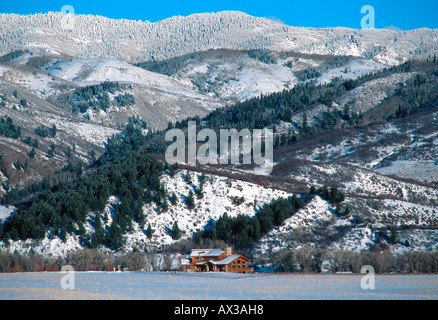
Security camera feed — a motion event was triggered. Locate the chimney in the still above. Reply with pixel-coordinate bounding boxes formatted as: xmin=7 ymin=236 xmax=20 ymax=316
xmin=225 ymin=247 xmax=232 ymax=257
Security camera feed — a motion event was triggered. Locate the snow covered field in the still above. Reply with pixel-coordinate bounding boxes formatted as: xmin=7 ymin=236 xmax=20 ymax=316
xmin=0 ymin=272 xmax=437 ymax=300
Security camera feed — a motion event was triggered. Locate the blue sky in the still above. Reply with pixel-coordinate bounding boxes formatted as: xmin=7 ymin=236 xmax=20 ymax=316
xmin=0 ymin=0 xmax=437 ymax=30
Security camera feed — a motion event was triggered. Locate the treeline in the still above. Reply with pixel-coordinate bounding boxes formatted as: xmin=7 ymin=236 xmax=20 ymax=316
xmin=136 ymin=51 xmax=202 ymax=76
xmin=267 ymin=248 xmax=438 ymax=274
xmin=1 ymin=248 xmax=436 ymax=274
xmin=0 ymin=249 xmax=148 ymax=273
xmin=0 ymin=49 xmax=28 ymax=62
xmin=0 ymin=150 xmax=166 ymax=250
xmin=136 ymin=49 xmax=277 ymax=77
xmin=246 ymin=49 xmax=277 ymax=64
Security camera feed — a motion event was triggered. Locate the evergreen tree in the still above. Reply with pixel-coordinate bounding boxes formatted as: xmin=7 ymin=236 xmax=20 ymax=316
xmin=51 ymin=124 xmax=57 ymax=137
xmin=336 ymin=191 xmax=345 ymax=204
xmin=300 ymin=113 xmax=310 ymax=136
xmin=169 ymin=163 xmax=179 ymax=177
xmin=194 ymin=231 xmax=202 ymax=245
xmin=77 ymin=221 xmax=86 ymax=237
xmin=91 ymin=212 xmax=104 ymax=248
xmin=320 ymin=186 xmax=330 ymax=201
xmin=161 ymin=196 xmax=169 ymax=212
xmin=109 ymin=220 xmax=123 ymax=250
xmin=186 ymin=190 xmax=195 ymax=209
xmin=126 ymin=215 xmax=134 ymax=232
xmin=171 ymin=221 xmax=181 ymax=240
xmin=170 ymin=192 xmax=178 ymax=205
xmin=238 ymin=228 xmax=250 ymax=248
xmin=210 ymin=225 xmax=217 ymax=240
xmin=251 ymin=218 xmax=261 ymax=241
xmin=10 ymin=227 xmax=19 ymax=241
xmin=146 ymin=223 xmax=154 ymax=239
xmin=144 ymin=189 xmax=152 ymax=204
xmin=196 ymin=173 xmax=207 ymax=199
xmin=196 ymin=183 xmax=204 ymax=199
xmin=28 ymin=148 xmax=36 ymax=159
xmin=134 ymin=198 xmax=145 ymax=225
xmin=184 ymin=172 xmax=192 ymax=184
xmin=258 ymin=206 xmax=274 ymax=233
xmin=343 ymin=205 xmax=350 ymax=217
xmin=199 ymin=172 xmax=207 ymax=186
xmin=329 ymin=187 xmax=339 ymax=204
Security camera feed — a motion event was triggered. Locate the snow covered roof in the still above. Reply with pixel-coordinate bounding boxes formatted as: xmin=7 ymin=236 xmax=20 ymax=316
xmin=193 ymin=255 xmax=243 ymax=266
xmin=190 ymin=249 xmax=210 ymax=257
xmin=181 ymin=259 xmax=190 ymax=265
xmin=212 ymin=255 xmax=241 ymax=265
xmin=190 ymin=248 xmax=225 ymax=257
xmin=202 ymin=249 xmax=225 ymax=257
xmin=190 ymin=249 xmax=206 ymax=256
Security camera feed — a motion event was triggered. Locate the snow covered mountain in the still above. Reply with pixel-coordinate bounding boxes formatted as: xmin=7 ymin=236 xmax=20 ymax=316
xmin=0 ymin=11 xmax=437 ymax=265
xmin=1 ymin=11 xmax=438 ymax=64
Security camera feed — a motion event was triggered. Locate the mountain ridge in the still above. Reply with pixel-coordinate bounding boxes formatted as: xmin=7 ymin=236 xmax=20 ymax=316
xmin=1 ymin=11 xmax=438 ymax=64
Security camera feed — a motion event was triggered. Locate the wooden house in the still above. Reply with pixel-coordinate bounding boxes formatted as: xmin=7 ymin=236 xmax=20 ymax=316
xmin=181 ymin=247 xmax=253 ymax=273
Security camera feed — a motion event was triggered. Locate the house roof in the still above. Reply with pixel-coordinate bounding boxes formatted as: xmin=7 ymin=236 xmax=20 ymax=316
xmin=212 ymin=255 xmax=241 ymax=265
xmin=190 ymin=249 xmax=210 ymax=257
xmin=202 ymin=249 xmax=225 ymax=257
xmin=181 ymin=259 xmax=190 ymax=265
xmin=190 ymin=248 xmax=225 ymax=257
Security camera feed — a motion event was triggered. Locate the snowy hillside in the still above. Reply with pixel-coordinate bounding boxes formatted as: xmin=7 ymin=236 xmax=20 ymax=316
xmin=317 ymin=59 xmax=387 ymax=85
xmin=46 ymin=58 xmax=204 ymax=94
xmin=287 ymin=109 xmax=438 ymax=184
xmin=167 ymin=50 xmax=298 ymax=103
xmin=43 ymin=57 xmax=224 ymax=128
xmin=253 ymin=190 xmax=438 ymax=260
xmin=1 ymin=169 xmax=293 ymax=256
